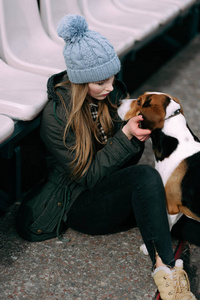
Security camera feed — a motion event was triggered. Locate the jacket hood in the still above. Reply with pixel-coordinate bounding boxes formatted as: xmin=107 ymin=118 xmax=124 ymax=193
xmin=47 ymin=71 xmax=68 ymax=104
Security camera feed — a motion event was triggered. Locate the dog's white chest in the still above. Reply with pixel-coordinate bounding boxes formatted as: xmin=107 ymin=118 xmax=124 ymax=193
xmin=155 ymin=115 xmax=200 ymax=186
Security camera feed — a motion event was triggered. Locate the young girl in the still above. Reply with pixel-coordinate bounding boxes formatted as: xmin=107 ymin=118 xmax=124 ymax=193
xmin=17 ymin=14 xmax=196 ymax=299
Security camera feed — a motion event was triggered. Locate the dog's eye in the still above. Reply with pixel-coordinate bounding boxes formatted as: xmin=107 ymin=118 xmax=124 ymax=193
xmin=143 ymin=99 xmax=151 ymax=107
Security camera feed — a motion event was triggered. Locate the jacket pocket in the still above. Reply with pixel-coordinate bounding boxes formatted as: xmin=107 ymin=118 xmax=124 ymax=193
xmin=30 ymin=194 xmax=64 ymax=235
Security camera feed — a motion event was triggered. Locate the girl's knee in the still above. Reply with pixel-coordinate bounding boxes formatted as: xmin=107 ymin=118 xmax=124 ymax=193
xmin=134 ymin=165 xmax=162 ymax=185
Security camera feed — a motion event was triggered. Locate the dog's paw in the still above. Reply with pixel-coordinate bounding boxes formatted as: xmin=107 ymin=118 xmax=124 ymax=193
xmin=140 ymin=243 xmax=149 ymax=255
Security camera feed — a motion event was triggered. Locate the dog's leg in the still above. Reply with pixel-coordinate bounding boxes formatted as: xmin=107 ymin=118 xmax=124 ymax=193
xmin=168 ymin=212 xmax=183 ymax=231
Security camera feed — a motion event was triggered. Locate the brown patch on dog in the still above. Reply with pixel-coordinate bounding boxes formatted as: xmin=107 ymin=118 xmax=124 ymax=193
xmin=179 ymin=206 xmax=200 ymax=222
xmin=140 ymin=94 xmax=169 ymax=130
xmin=165 ymin=160 xmax=187 ymax=214
xmin=124 ymin=99 xmax=140 ymax=120
xmin=124 ymin=93 xmax=183 ymax=131
xmin=165 ymin=159 xmax=200 ymax=222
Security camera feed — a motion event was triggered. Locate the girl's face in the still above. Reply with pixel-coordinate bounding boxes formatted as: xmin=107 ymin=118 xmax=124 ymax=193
xmin=87 ymin=76 xmax=115 ymax=101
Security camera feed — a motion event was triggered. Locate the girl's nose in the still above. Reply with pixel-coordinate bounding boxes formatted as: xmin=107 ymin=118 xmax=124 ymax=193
xmin=105 ymin=83 xmax=114 ymax=92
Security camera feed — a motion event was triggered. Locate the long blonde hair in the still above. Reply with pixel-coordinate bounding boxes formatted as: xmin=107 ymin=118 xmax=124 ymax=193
xmin=55 ymin=81 xmax=116 ymax=179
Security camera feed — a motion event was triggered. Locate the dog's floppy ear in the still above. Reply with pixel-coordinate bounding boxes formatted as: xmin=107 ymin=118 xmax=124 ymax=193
xmin=141 ymin=114 xmax=165 ymax=131
xmin=142 ymin=98 xmax=151 ymax=108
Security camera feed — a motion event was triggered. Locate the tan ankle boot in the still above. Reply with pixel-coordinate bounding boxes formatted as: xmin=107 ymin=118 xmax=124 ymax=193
xmin=152 ymin=259 xmax=196 ymax=300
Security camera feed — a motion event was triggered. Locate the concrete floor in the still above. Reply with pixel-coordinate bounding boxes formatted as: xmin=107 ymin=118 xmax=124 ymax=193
xmin=1 ymin=34 xmax=200 ymax=299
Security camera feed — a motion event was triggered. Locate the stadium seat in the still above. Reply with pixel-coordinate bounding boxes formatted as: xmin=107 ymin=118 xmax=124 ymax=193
xmin=156 ymin=0 xmax=197 ymax=12
xmin=0 ymin=0 xmax=66 ymax=76
xmin=0 ymin=59 xmax=48 ymax=121
xmin=79 ymin=0 xmax=161 ymax=41
xmin=39 ymin=0 xmax=137 ymax=58
xmin=40 ymin=0 xmax=80 ymax=45
xmin=0 ymin=115 xmax=14 ymax=145
xmin=112 ymin=0 xmax=180 ymax=24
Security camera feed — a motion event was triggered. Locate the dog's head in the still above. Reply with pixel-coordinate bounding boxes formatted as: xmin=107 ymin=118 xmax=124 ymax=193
xmin=118 ymin=92 xmax=184 ymax=131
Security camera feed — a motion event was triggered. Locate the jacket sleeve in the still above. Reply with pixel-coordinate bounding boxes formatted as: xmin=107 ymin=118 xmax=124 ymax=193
xmin=79 ymin=130 xmax=144 ymax=189
xmin=40 ymin=99 xmax=144 ymax=190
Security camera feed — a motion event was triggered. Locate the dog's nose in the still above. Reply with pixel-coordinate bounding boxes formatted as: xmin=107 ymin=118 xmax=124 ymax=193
xmin=118 ymin=99 xmax=126 ymax=108
xmin=120 ymin=99 xmax=126 ymax=104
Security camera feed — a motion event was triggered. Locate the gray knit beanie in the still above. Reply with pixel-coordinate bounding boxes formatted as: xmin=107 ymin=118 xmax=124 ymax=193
xmin=57 ymin=14 xmax=121 ymax=84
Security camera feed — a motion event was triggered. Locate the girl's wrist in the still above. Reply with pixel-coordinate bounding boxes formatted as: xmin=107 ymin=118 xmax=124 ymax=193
xmin=122 ymin=126 xmax=133 ymax=140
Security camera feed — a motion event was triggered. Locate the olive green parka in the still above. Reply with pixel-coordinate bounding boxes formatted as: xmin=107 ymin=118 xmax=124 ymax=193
xmin=17 ymin=71 xmax=144 ymax=242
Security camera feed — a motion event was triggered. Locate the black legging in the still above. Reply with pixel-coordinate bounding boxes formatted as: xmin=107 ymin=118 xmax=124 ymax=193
xmin=67 ymin=165 xmax=176 ymax=267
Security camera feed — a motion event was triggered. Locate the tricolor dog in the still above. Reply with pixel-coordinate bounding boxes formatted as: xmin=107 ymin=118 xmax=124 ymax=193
xmin=118 ymin=92 xmax=200 ymax=238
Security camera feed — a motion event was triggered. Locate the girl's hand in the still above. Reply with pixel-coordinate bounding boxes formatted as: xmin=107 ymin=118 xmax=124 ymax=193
xmin=122 ymin=115 xmax=151 ymax=142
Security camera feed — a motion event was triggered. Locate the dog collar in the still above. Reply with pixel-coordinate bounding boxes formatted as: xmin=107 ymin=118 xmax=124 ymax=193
xmin=165 ymin=109 xmax=181 ymax=121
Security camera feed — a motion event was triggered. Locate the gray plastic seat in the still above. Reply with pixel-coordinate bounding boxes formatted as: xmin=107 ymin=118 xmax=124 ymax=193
xmin=0 ymin=59 xmax=48 ymax=121
xmin=0 ymin=0 xmax=66 ymax=76
xmin=0 ymin=115 xmax=14 ymax=145
xmin=40 ymin=0 xmax=137 ymax=58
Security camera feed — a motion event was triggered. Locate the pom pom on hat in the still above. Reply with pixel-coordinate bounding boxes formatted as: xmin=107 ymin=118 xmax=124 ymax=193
xmin=57 ymin=14 xmax=121 ymax=84
xmin=57 ymin=14 xmax=88 ymax=43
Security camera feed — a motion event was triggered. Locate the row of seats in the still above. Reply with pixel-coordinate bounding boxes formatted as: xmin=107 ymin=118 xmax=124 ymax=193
xmin=40 ymin=0 xmax=198 ymax=54
xmin=0 ymin=60 xmax=48 ymax=144
xmin=0 ymin=0 xmax=199 ymax=145
xmin=0 ymin=0 xmax=62 ymax=145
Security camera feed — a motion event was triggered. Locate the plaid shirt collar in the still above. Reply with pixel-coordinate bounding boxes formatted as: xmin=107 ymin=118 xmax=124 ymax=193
xmin=89 ymin=103 xmax=108 ymax=144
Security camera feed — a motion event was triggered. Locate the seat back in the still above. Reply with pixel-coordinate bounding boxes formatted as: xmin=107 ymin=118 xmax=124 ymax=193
xmin=0 ymin=0 xmax=65 ymax=75
xmin=112 ymin=0 xmax=179 ymax=24
xmin=0 ymin=115 xmax=14 ymax=145
xmin=78 ymin=0 xmax=160 ymax=38
xmin=0 ymin=59 xmax=48 ymax=120
xmin=158 ymin=0 xmax=197 ymax=11
xmin=0 ymin=0 xmax=47 ymax=60
xmin=39 ymin=0 xmax=137 ymax=57
xmin=40 ymin=0 xmax=82 ymax=45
